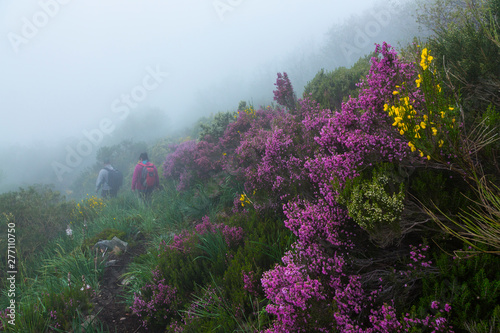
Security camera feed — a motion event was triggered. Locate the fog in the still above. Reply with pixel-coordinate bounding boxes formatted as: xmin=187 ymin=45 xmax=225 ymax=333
xmin=0 ymin=0 xmax=427 ymax=193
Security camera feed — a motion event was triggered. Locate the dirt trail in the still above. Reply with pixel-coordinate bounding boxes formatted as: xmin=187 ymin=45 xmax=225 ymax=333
xmin=90 ymin=240 xmax=147 ymax=333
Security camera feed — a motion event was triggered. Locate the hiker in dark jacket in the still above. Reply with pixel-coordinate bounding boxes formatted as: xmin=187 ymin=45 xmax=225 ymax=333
xmin=131 ymin=153 xmax=159 ymax=200
xmin=96 ymin=159 xmax=118 ymax=198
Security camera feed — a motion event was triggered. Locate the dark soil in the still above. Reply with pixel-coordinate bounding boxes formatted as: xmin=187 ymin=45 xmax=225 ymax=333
xmin=90 ymin=238 xmax=148 ymax=333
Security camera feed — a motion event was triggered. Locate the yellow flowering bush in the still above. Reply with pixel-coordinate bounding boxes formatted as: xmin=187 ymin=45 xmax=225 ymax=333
xmin=235 ymin=106 xmax=256 ymax=119
xmin=72 ymin=194 xmax=106 ymax=222
xmin=384 ymin=46 xmax=460 ymax=161
xmin=239 ymin=193 xmax=252 ymax=207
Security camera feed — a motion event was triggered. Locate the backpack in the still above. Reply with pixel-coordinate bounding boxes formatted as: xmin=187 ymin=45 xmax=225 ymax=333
xmin=106 ymin=168 xmax=123 ymax=190
xmin=140 ymin=164 xmax=156 ymax=188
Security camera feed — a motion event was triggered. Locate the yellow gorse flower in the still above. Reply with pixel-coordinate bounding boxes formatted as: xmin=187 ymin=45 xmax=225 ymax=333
xmin=383 ymin=47 xmax=458 ymax=161
xmin=239 ymin=193 xmax=251 ymax=207
xmin=420 ymin=48 xmax=434 ymax=71
xmin=415 ymin=74 xmax=422 ymax=88
xmin=73 ymin=195 xmax=105 ymax=220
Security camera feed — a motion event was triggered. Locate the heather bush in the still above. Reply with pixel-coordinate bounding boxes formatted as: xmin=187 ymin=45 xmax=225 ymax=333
xmin=131 ymin=269 xmax=181 ymax=330
xmin=163 ymin=139 xmax=222 ymax=192
xmin=151 ymin=216 xmax=244 ymax=302
xmin=260 ymin=42 xmax=460 ymax=332
xmin=180 ymin=211 xmax=292 ymax=332
xmin=132 ymin=13 xmax=500 ymax=330
xmin=273 ymin=72 xmax=297 ymax=112
xmin=233 ymin=79 xmax=332 ymax=211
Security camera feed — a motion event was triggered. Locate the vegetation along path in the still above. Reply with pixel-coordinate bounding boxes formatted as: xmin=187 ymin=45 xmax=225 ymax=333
xmin=91 ymin=237 xmax=147 ymax=333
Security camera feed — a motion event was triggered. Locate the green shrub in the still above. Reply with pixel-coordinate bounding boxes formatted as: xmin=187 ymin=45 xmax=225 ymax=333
xmin=303 ymin=54 xmax=372 ymax=110
xmin=339 ymin=166 xmax=406 ymax=247
xmin=419 ymin=0 xmax=500 ymax=119
xmin=198 ymin=111 xmax=237 ymax=143
xmin=409 ymin=168 xmax=472 ymax=214
xmin=0 ymin=186 xmax=74 ymax=278
xmin=416 ymin=248 xmax=500 ymax=331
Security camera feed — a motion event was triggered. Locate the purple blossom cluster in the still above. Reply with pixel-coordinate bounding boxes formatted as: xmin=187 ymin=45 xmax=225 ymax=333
xmin=48 ymin=310 xmax=62 ymax=331
xmin=242 ymin=270 xmax=260 ymax=297
xmin=159 ymin=216 xmax=244 ymax=254
xmin=163 ymin=140 xmax=222 ymax=191
xmin=368 ymin=301 xmax=453 ymax=332
xmin=273 ymin=72 xmax=297 ymax=111
xmin=131 ymin=269 xmax=179 ymax=329
xmin=408 ymin=244 xmax=433 ymax=270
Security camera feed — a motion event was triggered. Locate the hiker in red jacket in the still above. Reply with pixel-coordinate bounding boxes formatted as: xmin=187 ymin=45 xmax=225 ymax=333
xmin=132 ymin=153 xmax=159 ymax=200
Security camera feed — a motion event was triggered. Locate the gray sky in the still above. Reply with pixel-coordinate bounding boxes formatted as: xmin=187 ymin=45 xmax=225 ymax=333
xmin=1 ymin=0 xmax=378 ymax=147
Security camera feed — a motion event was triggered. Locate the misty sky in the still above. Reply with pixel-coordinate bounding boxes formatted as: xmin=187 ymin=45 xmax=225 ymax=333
xmin=0 ymin=0 xmax=381 ymax=148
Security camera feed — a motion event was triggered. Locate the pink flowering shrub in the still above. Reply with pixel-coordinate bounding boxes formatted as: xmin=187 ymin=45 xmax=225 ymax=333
xmin=242 ymin=270 xmax=260 ymax=297
xmin=233 ymin=84 xmax=333 ymax=210
xmin=368 ymin=301 xmax=453 ymax=332
xmin=156 ymin=41 xmax=481 ymax=331
xmin=131 ymin=269 xmax=180 ymax=330
xmin=37 ymin=283 xmax=96 ymax=332
xmin=273 ymin=72 xmax=297 ymax=112
xmin=163 ymin=139 xmax=222 ymax=191
xmin=159 ymin=216 xmax=244 ymax=254
xmin=260 ymin=43 xmax=456 ymax=332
